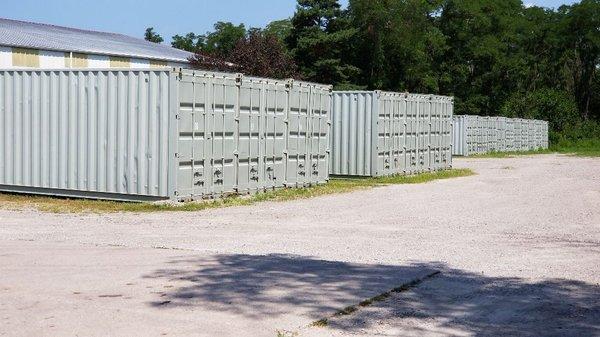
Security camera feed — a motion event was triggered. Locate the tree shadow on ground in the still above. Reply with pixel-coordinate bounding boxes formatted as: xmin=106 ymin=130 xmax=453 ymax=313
xmin=142 ymin=254 xmax=600 ymax=336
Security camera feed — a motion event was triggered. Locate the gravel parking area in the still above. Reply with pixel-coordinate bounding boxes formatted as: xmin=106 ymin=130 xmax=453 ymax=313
xmin=1 ymin=154 xmax=599 ymax=336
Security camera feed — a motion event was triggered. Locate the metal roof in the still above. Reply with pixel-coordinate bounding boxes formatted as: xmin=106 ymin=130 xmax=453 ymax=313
xmin=0 ymin=17 xmax=193 ymax=63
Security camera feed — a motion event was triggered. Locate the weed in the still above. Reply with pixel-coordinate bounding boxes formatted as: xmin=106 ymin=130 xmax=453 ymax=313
xmin=275 ymin=330 xmax=298 ymax=337
xmin=309 ymin=271 xmax=441 ymax=329
xmin=310 ymin=319 xmax=329 ymax=327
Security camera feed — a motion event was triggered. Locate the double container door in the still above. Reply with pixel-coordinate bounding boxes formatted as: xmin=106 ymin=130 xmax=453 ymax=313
xmin=376 ymin=95 xmax=452 ymax=176
xmin=176 ymin=73 xmax=329 ymax=199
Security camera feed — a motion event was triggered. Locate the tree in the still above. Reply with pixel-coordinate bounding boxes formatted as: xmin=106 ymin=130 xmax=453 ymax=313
xmin=265 ymin=19 xmax=293 ymax=44
xmin=349 ymin=0 xmax=447 ymax=92
xmin=171 ymin=33 xmax=204 ymax=52
xmin=560 ymin=0 xmax=600 ymax=120
xmin=438 ymin=0 xmax=525 ymax=116
xmin=190 ymin=29 xmax=299 ymax=79
xmin=203 ymin=22 xmax=247 ymax=57
xmin=501 ymin=88 xmax=579 ymax=133
xmin=144 ymin=27 xmax=163 ymax=43
xmin=286 ymin=0 xmax=360 ymax=87
xmin=228 ymin=29 xmax=298 ymax=78
xmin=177 ymin=0 xmax=600 ymax=129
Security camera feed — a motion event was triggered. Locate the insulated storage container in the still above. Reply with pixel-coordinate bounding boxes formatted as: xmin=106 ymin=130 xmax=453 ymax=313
xmin=0 ymin=68 xmax=331 ymax=201
xmin=330 ymin=91 xmax=453 ymax=177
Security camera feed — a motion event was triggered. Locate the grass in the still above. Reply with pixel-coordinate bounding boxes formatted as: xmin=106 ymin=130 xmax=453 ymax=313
xmin=0 ymin=169 xmax=474 ymax=214
xmin=467 ymin=142 xmax=600 ymax=158
xmin=550 ymin=139 xmax=600 ymax=157
xmin=468 ymin=148 xmax=554 ymax=158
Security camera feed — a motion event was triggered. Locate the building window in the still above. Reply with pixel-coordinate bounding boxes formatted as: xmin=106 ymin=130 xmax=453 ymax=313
xmin=12 ymin=48 xmax=39 ymax=67
xmin=110 ymin=56 xmax=130 ymax=68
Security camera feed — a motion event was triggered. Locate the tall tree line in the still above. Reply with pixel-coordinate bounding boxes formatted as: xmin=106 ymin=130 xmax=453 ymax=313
xmin=146 ymin=0 xmax=600 ymax=132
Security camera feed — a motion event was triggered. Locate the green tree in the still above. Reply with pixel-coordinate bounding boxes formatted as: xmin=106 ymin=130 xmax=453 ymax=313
xmin=501 ymin=88 xmax=579 ymax=133
xmin=265 ymin=19 xmax=293 ymax=44
xmin=349 ymin=0 xmax=446 ymax=92
xmin=560 ymin=0 xmax=600 ymax=120
xmin=171 ymin=33 xmax=204 ymax=52
xmin=144 ymin=27 xmax=163 ymax=43
xmin=287 ymin=0 xmax=360 ymax=87
xmin=203 ymin=22 xmax=247 ymax=56
xmin=514 ymin=6 xmax=565 ymax=93
xmin=438 ymin=0 xmax=525 ymax=116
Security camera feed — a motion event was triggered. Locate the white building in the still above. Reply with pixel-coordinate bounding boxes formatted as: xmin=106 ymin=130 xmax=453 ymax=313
xmin=0 ymin=17 xmax=192 ymax=69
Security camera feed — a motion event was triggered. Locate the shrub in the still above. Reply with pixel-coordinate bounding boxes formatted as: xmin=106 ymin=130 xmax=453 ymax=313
xmin=500 ymin=88 xmax=580 ymax=133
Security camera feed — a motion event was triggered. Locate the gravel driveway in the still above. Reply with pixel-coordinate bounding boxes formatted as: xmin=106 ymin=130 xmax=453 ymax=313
xmin=1 ymin=154 xmax=599 ymax=337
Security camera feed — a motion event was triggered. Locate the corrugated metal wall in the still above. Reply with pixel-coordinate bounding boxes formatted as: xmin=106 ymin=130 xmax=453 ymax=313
xmin=452 ymin=115 xmax=549 ymax=156
xmin=174 ymin=71 xmax=331 ymax=200
xmin=330 ymin=92 xmax=375 ymax=176
xmin=0 ymin=69 xmax=174 ymax=200
xmin=330 ymin=91 xmax=453 ymax=177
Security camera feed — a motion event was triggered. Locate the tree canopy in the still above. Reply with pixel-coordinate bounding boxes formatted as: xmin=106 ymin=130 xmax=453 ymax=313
xmin=144 ymin=27 xmax=163 ymax=43
xmin=161 ymin=0 xmax=600 ymax=130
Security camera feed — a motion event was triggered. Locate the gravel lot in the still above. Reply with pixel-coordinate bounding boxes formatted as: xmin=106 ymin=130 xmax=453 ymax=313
xmin=1 ymin=154 xmax=599 ymax=337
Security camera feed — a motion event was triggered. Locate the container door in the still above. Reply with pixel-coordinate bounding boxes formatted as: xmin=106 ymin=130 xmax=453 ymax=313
xmin=309 ymin=86 xmax=330 ymax=183
xmin=286 ymin=85 xmax=310 ymax=186
xmin=442 ymin=99 xmax=452 ymax=167
xmin=204 ymin=77 xmax=236 ymax=196
xmin=377 ymin=96 xmax=394 ymax=176
xmin=418 ymin=96 xmax=431 ymax=172
xmin=176 ymin=75 xmax=208 ymax=199
xmin=434 ymin=100 xmax=440 ymax=170
xmin=262 ymin=83 xmax=287 ymax=189
xmin=394 ymin=96 xmax=407 ymax=174
xmin=430 ymin=98 xmax=441 ymax=171
xmin=176 ymin=73 xmax=237 ymax=199
xmin=405 ymin=97 xmax=418 ymax=174
xmin=237 ymin=81 xmax=263 ymax=192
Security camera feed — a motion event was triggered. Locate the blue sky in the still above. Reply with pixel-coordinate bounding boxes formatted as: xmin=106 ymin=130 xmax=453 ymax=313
xmin=0 ymin=0 xmax=580 ymax=43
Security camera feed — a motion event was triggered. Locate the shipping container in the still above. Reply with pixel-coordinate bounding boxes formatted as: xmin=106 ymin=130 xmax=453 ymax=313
xmin=330 ymin=91 xmax=453 ymax=177
xmin=452 ymin=115 xmax=549 ymax=156
xmin=0 ymin=68 xmax=331 ymax=201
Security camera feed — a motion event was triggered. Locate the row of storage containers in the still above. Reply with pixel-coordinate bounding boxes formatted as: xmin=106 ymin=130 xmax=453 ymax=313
xmin=0 ymin=69 xmax=330 ymax=201
xmin=452 ymin=115 xmax=549 ymax=156
xmin=0 ymin=68 xmax=459 ymax=201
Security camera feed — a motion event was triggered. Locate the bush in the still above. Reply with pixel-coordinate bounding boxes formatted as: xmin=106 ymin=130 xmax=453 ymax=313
xmin=554 ymin=120 xmax=600 ymax=142
xmin=500 ymin=88 xmax=580 ymax=133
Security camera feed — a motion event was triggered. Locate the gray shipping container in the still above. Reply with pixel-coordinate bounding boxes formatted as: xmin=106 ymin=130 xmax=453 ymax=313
xmin=452 ymin=115 xmax=548 ymax=156
xmin=330 ymin=91 xmax=453 ymax=177
xmin=0 ymin=68 xmax=331 ymax=201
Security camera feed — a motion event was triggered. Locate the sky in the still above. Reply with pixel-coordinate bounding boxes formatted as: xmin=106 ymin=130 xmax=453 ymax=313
xmin=0 ymin=0 xmax=581 ymax=43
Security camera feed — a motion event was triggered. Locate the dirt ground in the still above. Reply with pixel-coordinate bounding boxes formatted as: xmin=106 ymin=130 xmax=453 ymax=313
xmin=0 ymin=154 xmax=599 ymax=337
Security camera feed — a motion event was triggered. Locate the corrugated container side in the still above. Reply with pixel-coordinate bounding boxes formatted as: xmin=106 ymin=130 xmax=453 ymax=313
xmin=330 ymin=91 xmax=375 ymax=176
xmin=452 ymin=115 xmax=468 ymax=156
xmin=0 ymin=69 xmax=173 ymax=201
